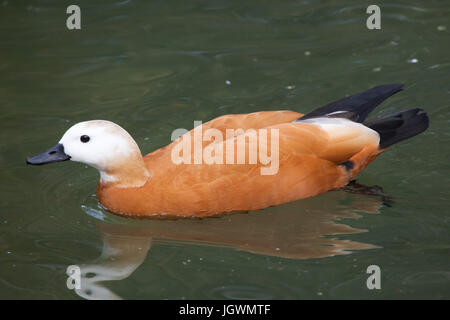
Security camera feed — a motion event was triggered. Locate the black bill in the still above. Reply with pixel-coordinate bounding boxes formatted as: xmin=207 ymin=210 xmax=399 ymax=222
xmin=26 ymin=143 xmax=70 ymax=165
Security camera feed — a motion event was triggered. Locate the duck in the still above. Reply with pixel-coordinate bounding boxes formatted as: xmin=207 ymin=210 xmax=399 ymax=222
xmin=26 ymin=84 xmax=429 ymax=218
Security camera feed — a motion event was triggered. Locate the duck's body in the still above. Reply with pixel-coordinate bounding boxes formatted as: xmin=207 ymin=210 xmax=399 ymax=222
xmin=27 ymin=84 xmax=429 ymax=218
xmin=98 ymin=110 xmax=378 ymax=217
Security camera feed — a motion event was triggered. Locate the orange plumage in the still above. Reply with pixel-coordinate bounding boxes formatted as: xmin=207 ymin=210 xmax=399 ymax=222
xmin=97 ymin=110 xmax=380 ymax=217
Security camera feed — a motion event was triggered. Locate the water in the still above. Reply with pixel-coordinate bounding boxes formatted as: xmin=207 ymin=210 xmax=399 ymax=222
xmin=1 ymin=0 xmax=449 ymax=299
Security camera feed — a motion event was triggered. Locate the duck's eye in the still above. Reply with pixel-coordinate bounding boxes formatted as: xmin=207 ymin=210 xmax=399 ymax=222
xmin=80 ymin=135 xmax=90 ymax=143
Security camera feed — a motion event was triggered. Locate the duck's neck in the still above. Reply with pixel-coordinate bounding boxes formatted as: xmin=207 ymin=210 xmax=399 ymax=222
xmin=99 ymin=153 xmax=150 ymax=188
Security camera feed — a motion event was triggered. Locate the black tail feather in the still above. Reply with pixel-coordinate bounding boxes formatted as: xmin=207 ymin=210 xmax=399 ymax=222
xmin=298 ymin=83 xmax=404 ymax=122
xmin=364 ymin=108 xmax=429 ymax=149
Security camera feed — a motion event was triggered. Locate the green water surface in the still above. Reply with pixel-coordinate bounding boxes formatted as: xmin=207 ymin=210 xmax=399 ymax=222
xmin=0 ymin=0 xmax=449 ymax=299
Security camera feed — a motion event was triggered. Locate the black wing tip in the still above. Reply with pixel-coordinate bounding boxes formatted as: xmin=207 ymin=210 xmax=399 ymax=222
xmin=297 ymin=83 xmax=406 ymax=122
xmin=373 ymin=83 xmax=404 ymax=89
xmin=370 ymin=83 xmax=405 ymax=95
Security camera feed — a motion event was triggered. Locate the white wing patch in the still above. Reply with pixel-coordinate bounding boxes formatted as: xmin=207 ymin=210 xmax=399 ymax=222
xmin=297 ymin=117 xmax=377 ymax=134
xmin=295 ymin=117 xmax=380 ymax=163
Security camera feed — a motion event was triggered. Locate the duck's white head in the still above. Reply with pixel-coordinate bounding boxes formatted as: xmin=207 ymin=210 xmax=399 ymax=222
xmin=27 ymin=120 xmax=150 ymax=188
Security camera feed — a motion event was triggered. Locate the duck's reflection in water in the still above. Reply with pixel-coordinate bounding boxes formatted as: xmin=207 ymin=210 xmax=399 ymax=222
xmin=76 ymin=191 xmax=383 ymax=299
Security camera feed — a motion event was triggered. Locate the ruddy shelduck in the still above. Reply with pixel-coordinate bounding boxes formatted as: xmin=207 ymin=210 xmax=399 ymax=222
xmin=27 ymin=84 xmax=429 ymax=218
